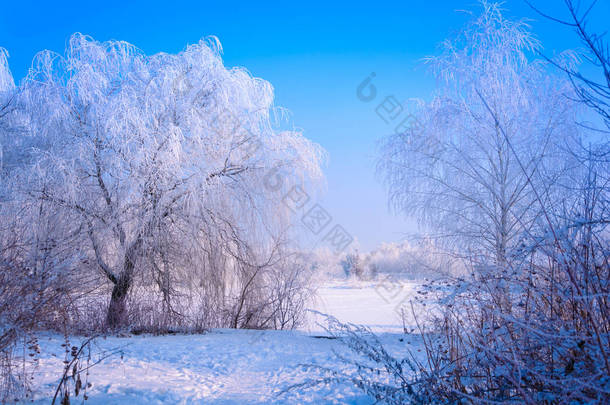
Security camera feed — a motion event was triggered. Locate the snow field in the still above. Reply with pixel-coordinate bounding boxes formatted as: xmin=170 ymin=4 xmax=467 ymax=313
xmin=31 ymin=280 xmax=426 ymax=404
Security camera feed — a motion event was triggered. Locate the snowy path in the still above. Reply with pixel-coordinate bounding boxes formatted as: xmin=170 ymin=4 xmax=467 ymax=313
xmin=31 ymin=281 xmax=424 ymax=404
xmin=33 ymin=330 xmax=420 ymax=404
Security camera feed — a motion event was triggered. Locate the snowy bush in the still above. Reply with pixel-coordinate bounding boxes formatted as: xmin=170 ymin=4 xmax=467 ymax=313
xmin=332 ymin=2 xmax=610 ymax=403
xmin=341 ymin=252 xmax=365 ymax=279
xmin=287 ymin=316 xmax=431 ymax=404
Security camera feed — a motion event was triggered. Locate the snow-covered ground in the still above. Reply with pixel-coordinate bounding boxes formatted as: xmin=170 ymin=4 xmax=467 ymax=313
xmin=31 ymin=280 xmax=425 ymax=404
xmin=305 ymin=279 xmax=422 ymax=333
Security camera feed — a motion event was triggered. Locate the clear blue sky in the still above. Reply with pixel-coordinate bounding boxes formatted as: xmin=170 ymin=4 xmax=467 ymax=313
xmin=1 ymin=0 xmax=607 ymax=250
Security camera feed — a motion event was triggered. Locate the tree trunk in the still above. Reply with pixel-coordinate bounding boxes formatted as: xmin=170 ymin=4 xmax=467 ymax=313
xmin=106 ymin=272 xmax=132 ymax=329
xmin=105 ymin=237 xmax=141 ymax=329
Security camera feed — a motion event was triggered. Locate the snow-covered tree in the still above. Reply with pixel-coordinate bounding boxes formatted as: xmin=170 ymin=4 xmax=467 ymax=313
xmin=357 ymin=4 xmax=610 ymax=403
xmin=14 ymin=34 xmax=324 ymax=328
xmin=378 ymin=3 xmax=580 ymax=267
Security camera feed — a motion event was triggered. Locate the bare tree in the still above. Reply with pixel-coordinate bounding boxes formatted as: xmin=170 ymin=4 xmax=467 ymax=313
xmin=336 ymin=3 xmax=610 ymax=403
xmin=378 ymin=2 xmax=580 ymax=268
xmin=527 ymin=0 xmax=610 ymax=132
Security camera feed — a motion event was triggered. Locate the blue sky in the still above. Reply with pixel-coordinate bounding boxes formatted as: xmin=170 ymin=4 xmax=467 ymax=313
xmin=1 ymin=0 xmax=607 ymax=250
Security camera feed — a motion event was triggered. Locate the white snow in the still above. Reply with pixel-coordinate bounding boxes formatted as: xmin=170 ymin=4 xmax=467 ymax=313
xmin=305 ymin=279 xmax=422 ymax=333
xmin=30 ymin=280 xmax=425 ymax=404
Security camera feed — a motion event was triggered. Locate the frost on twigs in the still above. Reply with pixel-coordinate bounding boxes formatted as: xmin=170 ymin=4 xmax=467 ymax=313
xmin=0 ymin=33 xmax=324 ymax=334
xmin=378 ymin=1 xmax=580 ymax=268
xmin=282 ymin=312 xmax=432 ymax=405
xmin=370 ymin=1 xmax=610 ymax=403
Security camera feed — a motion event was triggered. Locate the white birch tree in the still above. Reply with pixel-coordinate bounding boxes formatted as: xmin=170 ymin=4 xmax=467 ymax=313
xmin=378 ymin=3 xmax=580 ymax=268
